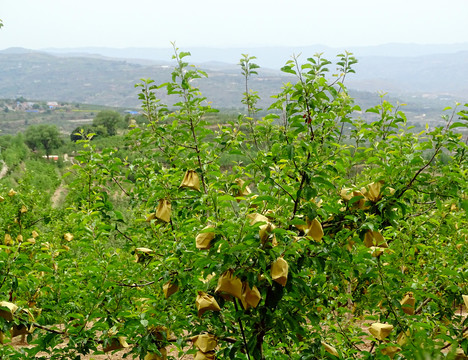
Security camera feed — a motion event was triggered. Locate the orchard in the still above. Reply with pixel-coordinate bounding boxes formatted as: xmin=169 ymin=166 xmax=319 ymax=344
xmin=0 ymin=46 xmax=467 ymax=359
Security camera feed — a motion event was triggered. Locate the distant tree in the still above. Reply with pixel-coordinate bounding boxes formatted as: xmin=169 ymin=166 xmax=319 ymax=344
xmin=93 ymin=110 xmax=123 ymax=136
xmin=25 ymin=124 xmax=63 ymax=158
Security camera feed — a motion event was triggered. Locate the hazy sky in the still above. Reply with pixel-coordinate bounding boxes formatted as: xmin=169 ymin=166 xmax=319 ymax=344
xmin=1 ymin=0 xmax=468 ymax=50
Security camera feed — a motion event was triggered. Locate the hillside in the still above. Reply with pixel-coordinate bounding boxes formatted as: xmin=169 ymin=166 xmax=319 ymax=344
xmin=0 ymin=49 xmax=290 ymax=109
xmin=0 ymin=47 xmax=466 ymax=117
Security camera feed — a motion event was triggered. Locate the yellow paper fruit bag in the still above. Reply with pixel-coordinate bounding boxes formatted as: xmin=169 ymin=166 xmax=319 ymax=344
xmin=146 ymin=212 xmax=156 ymax=222
xmin=463 ymin=295 xmax=468 ymax=309
xmin=194 ymin=351 xmax=215 ymax=360
xmin=271 ymin=257 xmax=288 ymax=286
xmin=248 ymin=213 xmax=269 ymax=225
xmin=103 ymin=336 xmax=129 ymax=352
xmin=64 ymin=233 xmax=74 ymax=242
xmin=234 ymin=178 xmax=251 ymax=198
xmin=397 ymin=330 xmax=410 ymax=346
xmin=196 ymin=291 xmax=221 ymax=317
xmin=362 ymin=181 xmax=384 ymax=202
xmin=192 ymin=333 xmax=217 ymax=353
xmin=381 ymin=345 xmax=401 ymax=359
xmin=340 ymin=188 xmax=368 ymax=209
xmin=163 ymin=281 xmax=179 ymax=299
xmin=11 ymin=323 xmax=33 ymax=338
xmin=180 ymin=170 xmax=200 ymax=191
xmin=369 ymin=323 xmax=393 ymax=341
xmin=215 ymin=270 xmax=242 ymax=300
xmin=156 ymin=199 xmax=171 ymax=223
xmin=364 ymin=230 xmax=387 ymax=248
xmin=0 ymin=301 xmax=18 ymax=321
xmin=259 ymin=222 xmax=277 ymax=246
xmin=400 ymin=292 xmax=415 ymax=315
xmin=340 ymin=188 xmax=354 ymax=201
xmin=4 ymin=234 xmax=13 ymax=246
xmin=306 ymin=218 xmax=324 ymax=242
xmin=144 ymin=348 xmax=167 ymax=360
xmin=135 ymin=247 xmax=154 ymax=263
xmin=321 ymin=341 xmax=339 ymax=357
xmin=196 ymin=225 xmax=216 ymax=250
xmin=241 ymin=283 xmax=262 ymax=310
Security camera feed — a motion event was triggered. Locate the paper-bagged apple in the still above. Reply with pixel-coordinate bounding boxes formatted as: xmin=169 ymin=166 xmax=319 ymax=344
xmin=196 ymin=225 xmax=216 ymax=250
xmin=234 ymin=178 xmax=251 ymax=198
xmin=156 ymin=199 xmax=171 ymax=223
xmin=321 ymin=341 xmax=339 ymax=357
xmin=241 ymin=282 xmax=262 ymax=309
xmin=196 ymin=292 xmax=221 ymax=317
xmin=192 ymin=333 xmax=217 ymax=353
xmin=400 ymin=292 xmax=415 ymax=315
xmin=364 ymin=230 xmax=388 ymax=248
xmin=144 ymin=348 xmax=167 ymax=360
xmin=194 ymin=351 xmax=215 ymax=360
xmin=369 ymin=323 xmax=393 ymax=341
xmin=271 ymin=257 xmax=288 ymax=286
xmin=180 ymin=170 xmax=200 ymax=191
xmin=305 ymin=218 xmax=324 ymax=242
xmin=215 ymin=270 xmax=242 ymax=300
xmin=163 ymin=281 xmax=179 ymax=299
xmin=103 ymin=336 xmax=129 ymax=353
xmin=0 ymin=301 xmax=18 ymax=321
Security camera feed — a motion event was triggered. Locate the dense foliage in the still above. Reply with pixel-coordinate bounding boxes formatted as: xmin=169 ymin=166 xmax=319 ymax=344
xmin=0 ymin=47 xmax=467 ymax=360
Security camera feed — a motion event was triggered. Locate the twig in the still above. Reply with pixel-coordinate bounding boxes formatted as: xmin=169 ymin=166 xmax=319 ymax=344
xmin=415 ymin=297 xmax=432 ymax=315
xmin=33 ymin=323 xmax=66 ymax=335
xmin=116 ymin=281 xmax=155 ymax=288
xmin=111 ymin=176 xmax=130 ymax=197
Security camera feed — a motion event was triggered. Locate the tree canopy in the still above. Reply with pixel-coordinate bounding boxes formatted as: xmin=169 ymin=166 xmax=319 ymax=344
xmin=24 ymin=124 xmax=63 ymax=158
xmin=92 ymin=110 xmax=123 ymax=136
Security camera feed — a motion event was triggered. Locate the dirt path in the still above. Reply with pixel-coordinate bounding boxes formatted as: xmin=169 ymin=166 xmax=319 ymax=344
xmin=0 ymin=160 xmax=8 ymax=179
xmin=51 ymin=183 xmax=67 ymax=208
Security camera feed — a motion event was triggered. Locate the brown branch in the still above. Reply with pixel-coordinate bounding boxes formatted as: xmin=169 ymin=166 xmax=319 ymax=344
xmin=111 ymin=176 xmax=130 ymax=197
xmin=33 ymin=323 xmax=66 ymax=335
xmin=397 ymin=145 xmax=442 ymax=199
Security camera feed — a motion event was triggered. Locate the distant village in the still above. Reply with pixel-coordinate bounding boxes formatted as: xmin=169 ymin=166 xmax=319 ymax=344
xmin=2 ymin=98 xmax=66 ymax=113
xmin=1 ymin=98 xmax=140 ymax=116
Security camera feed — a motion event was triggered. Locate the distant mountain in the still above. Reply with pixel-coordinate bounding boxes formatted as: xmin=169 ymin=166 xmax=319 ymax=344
xmin=42 ymin=43 xmax=468 ymax=69
xmin=0 ymin=45 xmax=467 ymax=111
xmin=348 ymin=51 xmax=468 ymax=97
